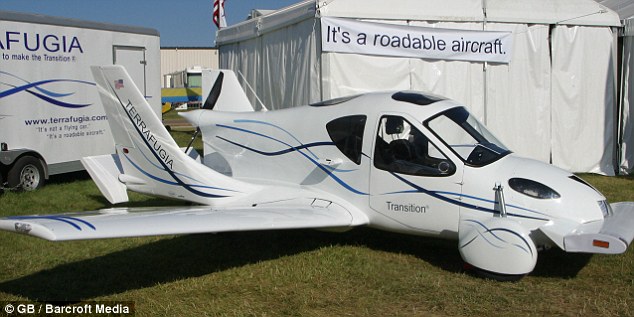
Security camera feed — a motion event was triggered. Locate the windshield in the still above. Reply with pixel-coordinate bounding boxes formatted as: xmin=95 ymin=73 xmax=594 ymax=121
xmin=426 ymin=107 xmax=510 ymax=167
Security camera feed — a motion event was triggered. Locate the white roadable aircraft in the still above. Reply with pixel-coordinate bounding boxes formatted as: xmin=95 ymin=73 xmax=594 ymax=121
xmin=1 ymin=65 xmax=633 ymax=280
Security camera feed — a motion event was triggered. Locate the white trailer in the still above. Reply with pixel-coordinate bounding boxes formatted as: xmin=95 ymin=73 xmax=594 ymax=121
xmin=0 ymin=11 xmax=160 ymax=190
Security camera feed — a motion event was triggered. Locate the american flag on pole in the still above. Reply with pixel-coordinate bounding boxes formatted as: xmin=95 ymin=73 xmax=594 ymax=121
xmin=213 ymin=0 xmax=227 ymax=29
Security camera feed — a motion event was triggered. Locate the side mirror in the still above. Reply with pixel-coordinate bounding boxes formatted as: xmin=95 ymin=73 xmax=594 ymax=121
xmin=438 ymin=161 xmax=455 ymax=175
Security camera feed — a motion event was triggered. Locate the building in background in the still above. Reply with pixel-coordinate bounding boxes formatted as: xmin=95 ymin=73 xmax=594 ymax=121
xmin=160 ymin=48 xmax=218 ymax=109
xmin=160 ymin=47 xmax=218 ymax=87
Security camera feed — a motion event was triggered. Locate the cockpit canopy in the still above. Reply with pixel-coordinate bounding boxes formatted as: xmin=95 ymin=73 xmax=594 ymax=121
xmin=426 ymin=107 xmax=510 ymax=167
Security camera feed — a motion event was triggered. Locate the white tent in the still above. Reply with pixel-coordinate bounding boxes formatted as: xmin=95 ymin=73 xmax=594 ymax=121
xmin=217 ymin=0 xmax=622 ymax=175
xmin=597 ymin=0 xmax=634 ymax=174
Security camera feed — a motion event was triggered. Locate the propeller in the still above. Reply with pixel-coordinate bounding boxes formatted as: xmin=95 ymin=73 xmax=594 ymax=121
xmin=185 ymin=71 xmax=224 ymax=153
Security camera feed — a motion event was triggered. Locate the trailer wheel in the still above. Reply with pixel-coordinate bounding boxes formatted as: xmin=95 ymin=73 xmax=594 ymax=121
xmin=8 ymin=156 xmax=45 ymax=191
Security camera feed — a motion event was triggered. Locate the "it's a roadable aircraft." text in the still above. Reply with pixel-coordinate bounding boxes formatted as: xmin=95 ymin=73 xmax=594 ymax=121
xmin=2 ymin=65 xmax=633 ymax=280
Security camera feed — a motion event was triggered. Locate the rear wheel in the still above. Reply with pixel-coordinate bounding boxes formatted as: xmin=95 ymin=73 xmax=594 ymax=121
xmin=8 ymin=156 xmax=45 ymax=191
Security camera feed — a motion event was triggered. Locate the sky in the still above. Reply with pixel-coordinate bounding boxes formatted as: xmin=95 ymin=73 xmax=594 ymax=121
xmin=1 ymin=0 xmax=301 ymax=47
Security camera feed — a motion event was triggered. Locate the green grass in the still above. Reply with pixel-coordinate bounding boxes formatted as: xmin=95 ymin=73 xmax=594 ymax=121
xmin=0 ymin=151 xmax=633 ymax=316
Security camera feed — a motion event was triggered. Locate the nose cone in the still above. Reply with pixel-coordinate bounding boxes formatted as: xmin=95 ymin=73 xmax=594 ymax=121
xmin=504 ymin=156 xmax=605 ymax=224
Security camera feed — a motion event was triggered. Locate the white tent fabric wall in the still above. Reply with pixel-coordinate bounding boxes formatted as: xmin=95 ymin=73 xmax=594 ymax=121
xmin=324 ymin=21 xmax=486 ymax=111
xmin=484 ymin=23 xmax=552 ymax=164
xmin=323 ymin=53 xmax=411 ymax=96
xmin=217 ymin=0 xmax=622 ymax=175
xmin=261 ymin=20 xmax=320 ymax=110
xmin=218 ymin=39 xmax=261 ymax=107
xmin=322 ymin=19 xmax=411 ymax=99
xmin=407 ymin=22 xmax=486 ymax=116
xmin=219 ymin=19 xmax=320 ymax=110
xmin=551 ymin=26 xmax=617 ymax=174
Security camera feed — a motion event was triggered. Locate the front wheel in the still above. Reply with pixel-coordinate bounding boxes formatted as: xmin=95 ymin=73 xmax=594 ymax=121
xmin=464 ymin=263 xmax=525 ymax=282
xmin=8 ymin=156 xmax=45 ymax=191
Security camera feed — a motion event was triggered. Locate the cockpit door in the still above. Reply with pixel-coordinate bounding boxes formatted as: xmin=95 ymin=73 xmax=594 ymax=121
xmin=369 ymin=114 xmax=463 ymax=237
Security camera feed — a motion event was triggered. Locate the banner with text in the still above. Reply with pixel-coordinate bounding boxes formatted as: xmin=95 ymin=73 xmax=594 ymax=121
xmin=321 ymin=17 xmax=513 ymax=63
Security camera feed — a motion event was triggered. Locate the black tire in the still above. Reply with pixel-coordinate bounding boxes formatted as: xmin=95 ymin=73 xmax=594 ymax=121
xmin=464 ymin=263 xmax=525 ymax=282
xmin=7 ymin=156 xmax=45 ymax=191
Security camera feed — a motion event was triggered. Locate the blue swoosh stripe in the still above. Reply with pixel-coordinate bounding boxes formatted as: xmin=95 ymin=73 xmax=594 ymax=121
xmin=234 ymin=119 xmax=321 ymax=159
xmin=0 ymin=73 xmax=95 ymax=108
xmin=8 ymin=216 xmax=96 ymax=231
xmin=300 ymin=147 xmax=368 ymax=195
xmin=218 ymin=135 xmax=358 ymax=173
xmin=121 ymin=151 xmax=239 ymax=193
xmin=217 ymin=136 xmax=333 ymax=156
xmin=1 ymin=70 xmax=80 ymax=97
xmin=0 ymin=79 xmax=93 ymax=98
xmin=388 ymin=172 xmax=549 ymax=221
xmin=24 ymin=89 xmax=91 ymax=108
xmin=217 ymin=125 xmax=368 ymax=195
xmin=122 ymin=123 xmax=229 ymax=198
xmin=461 ymin=219 xmax=533 ymax=256
xmin=450 ymin=191 xmax=547 ymax=217
xmin=106 ymin=82 xmax=230 ymax=199
xmin=57 ymin=216 xmax=97 ymax=230
xmin=129 ymin=137 xmax=235 ymax=189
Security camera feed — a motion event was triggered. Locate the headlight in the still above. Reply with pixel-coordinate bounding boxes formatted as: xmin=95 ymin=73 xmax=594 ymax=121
xmin=508 ymin=178 xmax=560 ymax=200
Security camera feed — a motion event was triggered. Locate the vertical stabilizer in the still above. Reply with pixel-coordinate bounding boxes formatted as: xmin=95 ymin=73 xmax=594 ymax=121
xmin=201 ymin=69 xmax=257 ymax=112
xmin=89 ymin=65 xmax=260 ymax=205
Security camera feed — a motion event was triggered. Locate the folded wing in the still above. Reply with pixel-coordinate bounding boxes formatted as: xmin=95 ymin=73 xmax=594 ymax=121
xmin=0 ymin=199 xmax=355 ymax=241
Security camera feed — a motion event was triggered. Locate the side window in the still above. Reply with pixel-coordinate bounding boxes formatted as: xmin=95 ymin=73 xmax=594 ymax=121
xmin=326 ymin=115 xmax=367 ymax=165
xmin=374 ymin=115 xmax=455 ymax=176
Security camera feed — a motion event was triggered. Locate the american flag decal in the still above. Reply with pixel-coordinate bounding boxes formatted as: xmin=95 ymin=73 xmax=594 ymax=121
xmin=114 ymin=79 xmax=124 ymax=89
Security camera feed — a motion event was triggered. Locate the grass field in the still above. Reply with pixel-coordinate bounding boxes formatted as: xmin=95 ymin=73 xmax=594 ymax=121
xmin=0 ymin=131 xmax=632 ymax=316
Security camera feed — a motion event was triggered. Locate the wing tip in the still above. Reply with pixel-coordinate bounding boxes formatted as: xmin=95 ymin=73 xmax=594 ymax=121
xmin=0 ymin=220 xmax=58 ymax=241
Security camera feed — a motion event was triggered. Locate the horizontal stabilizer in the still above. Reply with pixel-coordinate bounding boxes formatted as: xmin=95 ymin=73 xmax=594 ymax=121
xmin=81 ymin=154 xmax=128 ymax=204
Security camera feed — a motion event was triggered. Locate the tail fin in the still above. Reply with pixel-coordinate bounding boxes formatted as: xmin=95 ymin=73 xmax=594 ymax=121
xmin=182 ymin=69 xmax=259 ymax=153
xmin=202 ymin=71 xmax=224 ymax=110
xmin=88 ymin=65 xmax=259 ymax=205
xmin=201 ymin=69 xmax=260 ymax=112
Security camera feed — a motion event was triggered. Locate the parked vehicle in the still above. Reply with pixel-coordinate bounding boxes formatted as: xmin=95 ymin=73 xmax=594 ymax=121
xmin=0 ymin=11 xmax=160 ymax=190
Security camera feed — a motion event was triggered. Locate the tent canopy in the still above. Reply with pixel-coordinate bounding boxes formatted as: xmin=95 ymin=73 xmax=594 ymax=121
xmin=217 ymin=0 xmax=620 ymax=45
xmin=596 ymin=0 xmax=634 ymax=20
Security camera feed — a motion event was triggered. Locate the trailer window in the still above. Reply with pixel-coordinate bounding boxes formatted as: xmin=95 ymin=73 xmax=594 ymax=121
xmin=326 ymin=115 xmax=367 ymax=165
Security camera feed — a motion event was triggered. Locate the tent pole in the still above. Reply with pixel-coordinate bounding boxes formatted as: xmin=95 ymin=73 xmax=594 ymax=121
xmin=482 ymin=0 xmax=488 ymax=124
